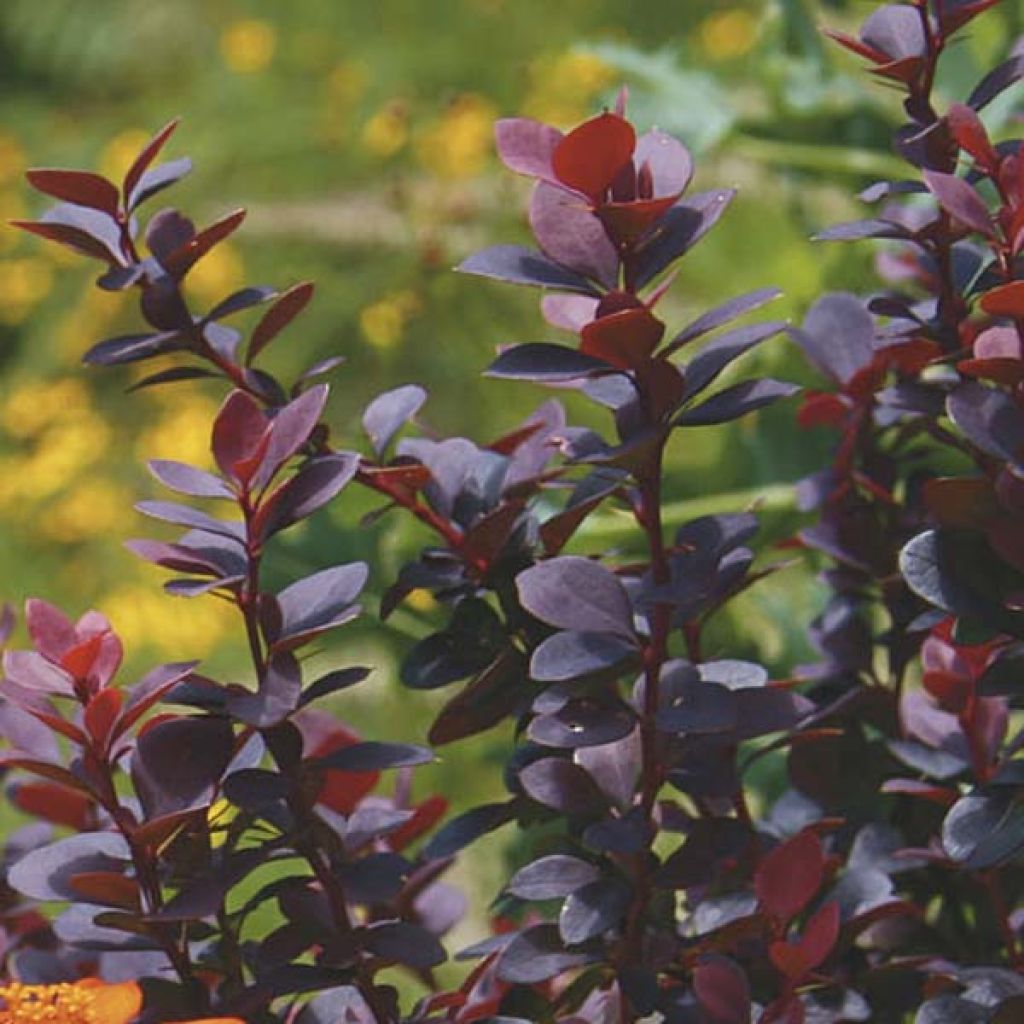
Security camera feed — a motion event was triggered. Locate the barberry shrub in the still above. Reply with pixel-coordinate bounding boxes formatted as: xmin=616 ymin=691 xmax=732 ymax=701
xmin=2 ymin=1 xmax=1024 ymax=1022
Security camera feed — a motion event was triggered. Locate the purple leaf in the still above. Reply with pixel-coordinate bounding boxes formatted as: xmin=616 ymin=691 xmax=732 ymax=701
xmin=790 ymin=291 xmax=876 ymax=384
xmin=675 ymin=378 xmax=799 ymax=427
xmin=656 ymin=680 xmax=737 ymax=734
xmin=861 ymin=4 xmax=926 ymax=59
xmin=131 ymin=367 xmax=221 ymax=396
xmin=529 ymin=183 xmax=619 ymax=289
xmin=678 ymin=321 xmax=787 ymax=398
xmin=83 ymin=331 xmax=184 ymax=366
xmin=9 ymin=832 xmax=129 ymax=902
xmin=364 ymin=921 xmax=445 ymax=969
xmin=205 ymin=285 xmax=276 ymax=322
xmin=495 ymin=924 xmax=591 ymax=983
xmin=516 ymin=556 xmax=634 ymax=637
xmin=2 ymin=651 xmax=73 ymax=696
xmin=969 ymin=54 xmax=1024 ymax=110
xmin=301 ymin=645 xmax=379 ymax=699
xmin=273 ymin=563 xmax=368 ymax=648
xmin=634 ymin=129 xmax=693 ymax=197
xmin=145 ymin=208 xmax=194 ymax=260
xmin=947 ymin=381 xmax=1024 ymax=466
xmin=252 ymin=384 xmax=331 ymax=491
xmin=528 ymin=701 xmax=635 ymax=748
xmin=507 ymin=855 xmax=600 ymax=901
xmin=559 ymin=877 xmax=630 ymax=945
xmin=15 ymin=203 xmax=124 ymax=263
xmin=519 ymin=757 xmax=607 ymax=816
xmin=530 ymin=631 xmax=637 ymax=682
xmin=0 ymin=698 xmax=61 ymax=762
xmin=575 ymin=730 xmax=641 ymax=811
xmin=633 ymin=190 xmax=735 ymax=289
xmin=131 ymin=716 xmax=235 ymax=816
xmin=422 ymin=801 xmax=516 ymax=860
xmin=812 ymin=218 xmax=912 ymax=242
xmin=257 ymin=453 xmax=359 ymax=539
xmin=734 ymin=687 xmax=814 ymax=739
xmin=226 ymin=652 xmax=302 ymax=728
xmin=296 ymin=987 xmax=375 ymax=1024
xmin=148 ymin=460 xmax=234 ymax=500
xmin=458 ymin=243 xmax=602 ymax=295
xmin=486 ymin=343 xmax=617 ymax=382
xmin=127 ymin=156 xmax=193 ymax=210
xmin=314 ymin=741 xmax=434 ymax=771
xmin=135 ymin=500 xmax=245 ymax=542
xmin=924 ymin=170 xmax=994 ymax=237
xmin=671 ymin=288 xmax=782 ymax=348
xmin=362 ymin=384 xmax=427 ymax=457
xmin=494 ymin=117 xmax=562 ymax=179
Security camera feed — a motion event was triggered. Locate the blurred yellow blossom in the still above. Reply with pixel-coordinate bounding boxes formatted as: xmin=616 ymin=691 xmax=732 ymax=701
xmin=99 ymin=130 xmax=150 ymax=183
xmin=414 ymin=93 xmax=498 ymax=179
xmin=38 ymin=479 xmax=133 ymax=543
xmin=5 ymin=410 xmax=112 ymax=504
xmin=327 ymin=60 xmax=368 ymax=105
xmin=103 ymin=582 xmax=236 ymax=658
xmin=320 ymin=60 xmax=369 ymax=143
xmin=58 ymin=284 xmax=126 ymax=362
xmin=0 ymin=192 xmax=26 ymax=254
xmin=522 ymin=51 xmax=615 ymax=127
xmin=221 ymin=19 xmax=277 ymax=75
xmin=0 ymin=258 xmax=53 ymax=325
xmin=1 ymin=377 xmax=90 ymax=439
xmin=700 ymin=9 xmax=758 ymax=61
xmin=186 ymin=241 xmax=245 ymax=307
xmin=0 ymin=131 xmax=25 ymax=187
xmin=136 ymin=394 xmax=220 ymax=466
xmin=361 ymin=101 xmax=409 ymax=159
xmin=359 ymin=290 xmax=420 ymax=350
xmin=406 ymin=588 xmax=439 ymax=614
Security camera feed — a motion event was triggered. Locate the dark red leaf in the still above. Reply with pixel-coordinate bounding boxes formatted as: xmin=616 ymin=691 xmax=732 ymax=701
xmin=580 ymin=307 xmax=665 ymax=370
xmin=693 ymin=956 xmax=751 ymax=1024
xmin=755 ymin=829 xmax=825 ymax=925
xmin=26 ymin=169 xmax=120 ymax=215
xmin=553 ymin=112 xmax=636 ymax=200
xmin=248 ymin=281 xmax=316 ymax=363
xmin=123 ymin=118 xmax=181 ymax=199
xmin=980 ymin=281 xmax=1024 ymax=318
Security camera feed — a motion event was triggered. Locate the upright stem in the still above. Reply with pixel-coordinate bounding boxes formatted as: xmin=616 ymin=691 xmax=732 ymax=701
xmin=236 ymin=497 xmax=393 ymax=1024
xmin=619 ymin=438 xmax=671 ymax=1015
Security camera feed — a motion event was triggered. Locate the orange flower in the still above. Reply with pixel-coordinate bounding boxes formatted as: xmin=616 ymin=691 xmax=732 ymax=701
xmin=0 ymin=979 xmax=141 ymax=1023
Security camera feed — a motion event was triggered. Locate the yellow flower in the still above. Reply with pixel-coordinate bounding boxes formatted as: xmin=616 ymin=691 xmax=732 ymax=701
xmin=103 ymin=583 xmax=235 ymax=659
xmin=0 ymin=258 xmax=53 ymax=325
xmin=38 ymin=479 xmax=133 ymax=544
xmin=0 ymin=131 xmax=26 ymax=187
xmin=99 ymin=130 xmax=150 ymax=183
xmin=359 ymin=290 xmax=420 ymax=350
xmin=1 ymin=377 xmax=90 ymax=440
xmin=220 ymin=19 xmax=277 ymax=75
xmin=700 ymin=9 xmax=758 ymax=61
xmin=361 ymin=101 xmax=409 ymax=158
xmin=522 ymin=51 xmax=614 ymax=127
xmin=135 ymin=394 xmax=220 ymax=466
xmin=185 ymin=241 xmax=245 ymax=308
xmin=414 ymin=93 xmax=499 ymax=179
xmin=0 ymin=979 xmax=141 ymax=1024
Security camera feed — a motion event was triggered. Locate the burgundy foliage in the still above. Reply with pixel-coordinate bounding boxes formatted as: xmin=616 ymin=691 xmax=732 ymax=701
xmin=3 ymin=2 xmax=1024 ymax=1022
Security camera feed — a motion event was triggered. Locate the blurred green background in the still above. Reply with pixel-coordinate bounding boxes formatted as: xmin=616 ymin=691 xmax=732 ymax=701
xmin=0 ymin=0 xmax=1021 ymax=955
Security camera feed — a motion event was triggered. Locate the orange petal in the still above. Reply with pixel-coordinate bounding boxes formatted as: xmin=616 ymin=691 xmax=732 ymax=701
xmin=77 ymin=979 xmax=143 ymax=1024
